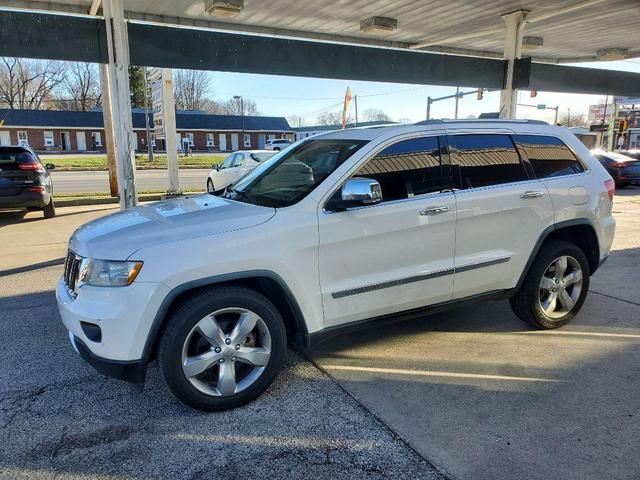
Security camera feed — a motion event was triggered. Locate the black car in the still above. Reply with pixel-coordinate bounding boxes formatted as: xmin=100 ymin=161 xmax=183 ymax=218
xmin=592 ymin=150 xmax=640 ymax=188
xmin=0 ymin=146 xmax=56 ymax=217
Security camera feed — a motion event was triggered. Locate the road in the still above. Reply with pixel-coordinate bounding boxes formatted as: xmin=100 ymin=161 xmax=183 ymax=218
xmin=1 ymin=188 xmax=639 ymax=479
xmin=51 ymin=169 xmax=209 ymax=193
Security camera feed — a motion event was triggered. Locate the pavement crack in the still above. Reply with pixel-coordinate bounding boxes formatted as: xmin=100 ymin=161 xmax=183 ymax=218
xmin=591 ymin=290 xmax=640 ymax=307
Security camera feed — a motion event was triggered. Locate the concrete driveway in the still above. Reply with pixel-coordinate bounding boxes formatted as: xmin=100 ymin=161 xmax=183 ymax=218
xmin=1 ymin=189 xmax=639 ymax=479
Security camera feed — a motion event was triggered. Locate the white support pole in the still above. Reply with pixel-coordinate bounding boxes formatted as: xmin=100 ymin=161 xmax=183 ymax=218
xmin=103 ymin=0 xmax=137 ymax=209
xmin=162 ymin=68 xmax=180 ymax=194
xmin=499 ymin=10 xmax=528 ymax=119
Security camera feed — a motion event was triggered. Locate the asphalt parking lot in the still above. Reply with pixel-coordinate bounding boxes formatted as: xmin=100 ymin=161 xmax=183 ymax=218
xmin=1 ymin=188 xmax=639 ymax=479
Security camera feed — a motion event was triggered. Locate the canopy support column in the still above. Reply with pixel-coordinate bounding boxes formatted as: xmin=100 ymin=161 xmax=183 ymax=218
xmin=499 ymin=10 xmax=528 ymax=119
xmin=103 ymin=0 xmax=137 ymax=209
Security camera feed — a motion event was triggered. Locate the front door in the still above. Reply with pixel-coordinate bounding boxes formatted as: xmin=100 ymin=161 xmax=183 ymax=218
xmin=258 ymin=134 xmax=266 ymax=149
xmin=61 ymin=132 xmax=71 ymax=151
xmin=76 ymin=132 xmax=86 ymax=151
xmin=219 ymin=134 xmax=227 ymax=151
xmin=231 ymin=134 xmax=239 ymax=151
xmin=318 ymin=134 xmax=456 ymax=327
xmin=446 ymin=132 xmax=554 ymax=299
xmin=0 ymin=131 xmax=10 ymax=145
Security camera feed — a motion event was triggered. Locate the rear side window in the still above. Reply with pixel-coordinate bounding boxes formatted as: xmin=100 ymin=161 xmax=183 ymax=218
xmin=448 ymin=134 xmax=526 ymax=189
xmin=354 ymin=136 xmax=441 ymax=202
xmin=513 ymin=135 xmax=584 ymax=178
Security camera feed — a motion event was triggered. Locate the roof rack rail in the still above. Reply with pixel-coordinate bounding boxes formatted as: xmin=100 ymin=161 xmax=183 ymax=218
xmin=414 ymin=118 xmax=549 ymax=126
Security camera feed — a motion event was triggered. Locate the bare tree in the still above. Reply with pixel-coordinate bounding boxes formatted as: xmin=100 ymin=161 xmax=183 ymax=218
xmin=173 ymin=70 xmax=211 ymax=111
xmin=57 ymin=62 xmax=101 ymax=111
xmin=219 ymin=97 xmax=259 ymax=116
xmin=287 ymin=114 xmax=307 ymax=128
xmin=362 ymin=108 xmax=391 ymax=122
xmin=559 ymin=110 xmax=587 ymax=128
xmin=0 ymin=58 xmax=64 ymax=109
xmin=316 ymin=110 xmax=342 ymax=125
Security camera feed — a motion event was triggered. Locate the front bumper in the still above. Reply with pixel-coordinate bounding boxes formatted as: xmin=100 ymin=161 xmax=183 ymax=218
xmin=56 ymin=277 xmax=171 ymax=380
xmin=0 ymin=190 xmax=50 ymax=208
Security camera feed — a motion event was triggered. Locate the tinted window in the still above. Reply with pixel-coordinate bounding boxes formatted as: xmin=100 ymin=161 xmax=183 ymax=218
xmin=354 ymin=136 xmax=441 ymax=202
xmin=0 ymin=148 xmax=38 ymax=170
xmin=513 ymin=135 xmax=584 ymax=178
xmin=448 ymin=134 xmax=526 ymax=189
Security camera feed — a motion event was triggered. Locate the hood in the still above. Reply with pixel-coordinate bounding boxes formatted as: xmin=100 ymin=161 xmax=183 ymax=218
xmin=69 ymin=194 xmax=276 ymax=259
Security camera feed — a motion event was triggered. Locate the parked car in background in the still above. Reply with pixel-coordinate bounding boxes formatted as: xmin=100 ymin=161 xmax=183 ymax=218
xmin=207 ymin=150 xmax=275 ymax=193
xmin=265 ymin=138 xmax=293 ymax=151
xmin=57 ymin=120 xmax=615 ymax=411
xmin=592 ymin=150 xmax=640 ymax=188
xmin=0 ymin=146 xmax=56 ymax=218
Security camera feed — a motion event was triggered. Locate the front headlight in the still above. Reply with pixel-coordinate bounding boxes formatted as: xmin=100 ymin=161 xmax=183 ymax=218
xmin=79 ymin=259 xmax=143 ymax=287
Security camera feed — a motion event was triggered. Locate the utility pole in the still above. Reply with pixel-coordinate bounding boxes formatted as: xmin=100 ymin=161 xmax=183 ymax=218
xmin=142 ymin=67 xmax=153 ymax=162
xmin=426 ymin=96 xmax=432 ymax=120
xmin=454 ymin=87 xmax=460 ymax=119
xmin=354 ymin=95 xmax=358 ymax=126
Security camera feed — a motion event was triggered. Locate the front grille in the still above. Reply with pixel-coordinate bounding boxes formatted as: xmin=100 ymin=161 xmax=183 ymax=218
xmin=63 ymin=250 xmax=82 ymax=297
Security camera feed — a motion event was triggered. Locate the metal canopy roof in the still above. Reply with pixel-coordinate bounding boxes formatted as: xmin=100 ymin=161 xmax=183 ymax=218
xmin=2 ymin=0 xmax=638 ymax=63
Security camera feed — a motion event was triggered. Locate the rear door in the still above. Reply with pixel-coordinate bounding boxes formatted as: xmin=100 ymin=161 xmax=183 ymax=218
xmin=446 ymin=132 xmax=554 ymax=299
xmin=318 ymin=133 xmax=457 ymax=327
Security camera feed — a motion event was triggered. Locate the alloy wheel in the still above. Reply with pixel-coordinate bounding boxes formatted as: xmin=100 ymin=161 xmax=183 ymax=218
xmin=538 ymin=255 xmax=583 ymax=319
xmin=181 ymin=307 xmax=272 ymax=396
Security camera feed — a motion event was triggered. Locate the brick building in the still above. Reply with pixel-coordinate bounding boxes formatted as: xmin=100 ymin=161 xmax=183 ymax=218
xmin=0 ymin=108 xmax=293 ymax=152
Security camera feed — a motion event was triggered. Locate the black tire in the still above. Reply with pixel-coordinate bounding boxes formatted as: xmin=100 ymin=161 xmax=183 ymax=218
xmin=207 ymin=179 xmax=215 ymax=193
xmin=42 ymin=198 xmax=56 ymax=218
xmin=158 ymin=285 xmax=287 ymax=411
xmin=509 ymin=240 xmax=590 ymax=329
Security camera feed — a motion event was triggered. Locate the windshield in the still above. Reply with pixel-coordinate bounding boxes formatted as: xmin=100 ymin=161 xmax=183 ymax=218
xmin=250 ymin=152 xmax=275 ymax=162
xmin=225 ymin=139 xmax=367 ymax=207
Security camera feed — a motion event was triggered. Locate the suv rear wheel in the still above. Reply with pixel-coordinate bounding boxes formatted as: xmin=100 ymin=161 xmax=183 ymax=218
xmin=158 ymin=285 xmax=287 ymax=411
xmin=43 ymin=198 xmax=56 ymax=218
xmin=510 ymin=240 xmax=590 ymax=329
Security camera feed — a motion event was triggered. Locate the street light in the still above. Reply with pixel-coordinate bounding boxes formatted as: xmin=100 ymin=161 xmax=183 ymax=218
xmin=234 ymin=95 xmax=245 ymax=149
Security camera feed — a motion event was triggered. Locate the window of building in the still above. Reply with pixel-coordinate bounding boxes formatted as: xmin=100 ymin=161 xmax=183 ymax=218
xmin=186 ymin=132 xmax=194 ymax=146
xmin=43 ymin=131 xmax=54 ymax=147
xmin=244 ymin=133 xmax=251 ymax=147
xmin=512 ymin=135 xmax=584 ymax=178
xmin=17 ymin=131 xmax=28 ymax=146
xmin=206 ymin=133 xmax=214 ymax=147
xmin=91 ymin=132 xmax=102 ymax=147
xmin=448 ymin=134 xmax=526 ymax=189
xmin=268 ymin=134 xmax=276 ymax=141
xmin=353 ymin=136 xmax=442 ymax=203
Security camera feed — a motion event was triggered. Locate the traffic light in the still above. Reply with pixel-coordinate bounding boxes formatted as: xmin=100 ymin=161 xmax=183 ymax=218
xmin=477 ymin=88 xmax=484 ymax=100
xmin=530 ymin=89 xmax=537 ymax=98
xmin=619 ymin=119 xmax=628 ymax=133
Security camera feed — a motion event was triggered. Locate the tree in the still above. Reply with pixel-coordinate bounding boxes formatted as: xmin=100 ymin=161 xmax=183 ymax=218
xmin=173 ymin=70 xmax=211 ymax=111
xmin=219 ymin=97 xmax=259 ymax=116
xmin=397 ymin=117 xmax=413 ymax=124
xmin=0 ymin=57 xmax=64 ymax=109
xmin=559 ymin=110 xmax=587 ymax=128
xmin=287 ymin=114 xmax=307 ymax=128
xmin=316 ymin=110 xmax=342 ymax=125
xmin=57 ymin=62 xmax=101 ymax=111
xmin=128 ymin=66 xmax=147 ymax=108
xmin=362 ymin=108 xmax=391 ymax=122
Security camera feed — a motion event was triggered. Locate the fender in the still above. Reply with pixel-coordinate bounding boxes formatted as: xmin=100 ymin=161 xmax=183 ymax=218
xmin=141 ymin=270 xmax=309 ymax=361
xmin=515 ymin=218 xmax=598 ymax=290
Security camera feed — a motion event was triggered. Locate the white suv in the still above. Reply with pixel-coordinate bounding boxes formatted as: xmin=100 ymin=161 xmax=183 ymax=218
xmin=265 ymin=138 xmax=293 ymax=151
xmin=56 ymin=120 xmax=616 ymax=411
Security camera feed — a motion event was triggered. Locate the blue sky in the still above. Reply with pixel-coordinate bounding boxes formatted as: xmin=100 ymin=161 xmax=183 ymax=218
xmin=208 ymin=59 xmax=640 ymax=125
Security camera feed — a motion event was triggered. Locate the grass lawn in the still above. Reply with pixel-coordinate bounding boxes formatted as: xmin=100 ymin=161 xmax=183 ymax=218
xmin=43 ymin=154 xmax=225 ymax=171
xmin=56 ymin=188 xmax=205 ymax=200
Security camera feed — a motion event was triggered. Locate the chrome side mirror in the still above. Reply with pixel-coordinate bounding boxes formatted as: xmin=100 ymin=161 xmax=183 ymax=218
xmin=45 ymin=163 xmax=55 ymax=170
xmin=338 ymin=177 xmax=382 ymax=209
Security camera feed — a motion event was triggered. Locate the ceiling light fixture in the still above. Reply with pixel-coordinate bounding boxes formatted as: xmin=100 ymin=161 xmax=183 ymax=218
xmin=205 ymin=0 xmax=244 ymax=17
xmin=360 ymin=16 xmax=398 ymax=34
xmin=522 ymin=36 xmax=543 ymax=51
xmin=596 ymin=48 xmax=629 ymax=61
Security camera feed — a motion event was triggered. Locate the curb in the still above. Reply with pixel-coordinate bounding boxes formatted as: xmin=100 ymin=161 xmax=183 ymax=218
xmin=55 ymin=194 xmax=164 ymax=207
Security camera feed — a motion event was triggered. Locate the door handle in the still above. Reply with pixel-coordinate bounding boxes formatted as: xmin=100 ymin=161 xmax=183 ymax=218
xmin=420 ymin=205 xmax=449 ymax=215
xmin=520 ymin=190 xmax=544 ymax=199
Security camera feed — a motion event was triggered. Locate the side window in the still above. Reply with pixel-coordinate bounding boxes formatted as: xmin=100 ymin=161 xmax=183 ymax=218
xmin=220 ymin=154 xmax=235 ymax=169
xmin=448 ymin=134 xmax=526 ymax=189
xmin=354 ymin=136 xmax=442 ymax=202
xmin=231 ymin=153 xmax=244 ymax=167
xmin=513 ymin=135 xmax=584 ymax=178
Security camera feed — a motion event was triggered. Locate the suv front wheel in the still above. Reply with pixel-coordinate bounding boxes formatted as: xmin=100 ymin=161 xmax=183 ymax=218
xmin=158 ymin=285 xmax=287 ymax=411
xmin=510 ymin=240 xmax=590 ymax=329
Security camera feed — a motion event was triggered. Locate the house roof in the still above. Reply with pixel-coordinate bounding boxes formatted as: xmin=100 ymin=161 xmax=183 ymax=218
xmin=0 ymin=109 xmax=292 ymax=131
xmin=293 ymin=121 xmax=399 ymax=132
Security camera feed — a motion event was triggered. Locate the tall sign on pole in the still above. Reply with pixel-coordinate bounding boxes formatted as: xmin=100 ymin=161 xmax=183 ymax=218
xmin=150 ymin=67 xmax=180 ymax=194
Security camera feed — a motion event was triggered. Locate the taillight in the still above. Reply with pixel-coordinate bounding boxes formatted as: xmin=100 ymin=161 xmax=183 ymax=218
xmin=27 ymin=186 xmax=46 ymax=192
xmin=610 ymin=162 xmax=626 ymax=168
xmin=18 ymin=162 xmax=44 ymax=172
xmin=604 ymin=179 xmax=615 ymax=201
